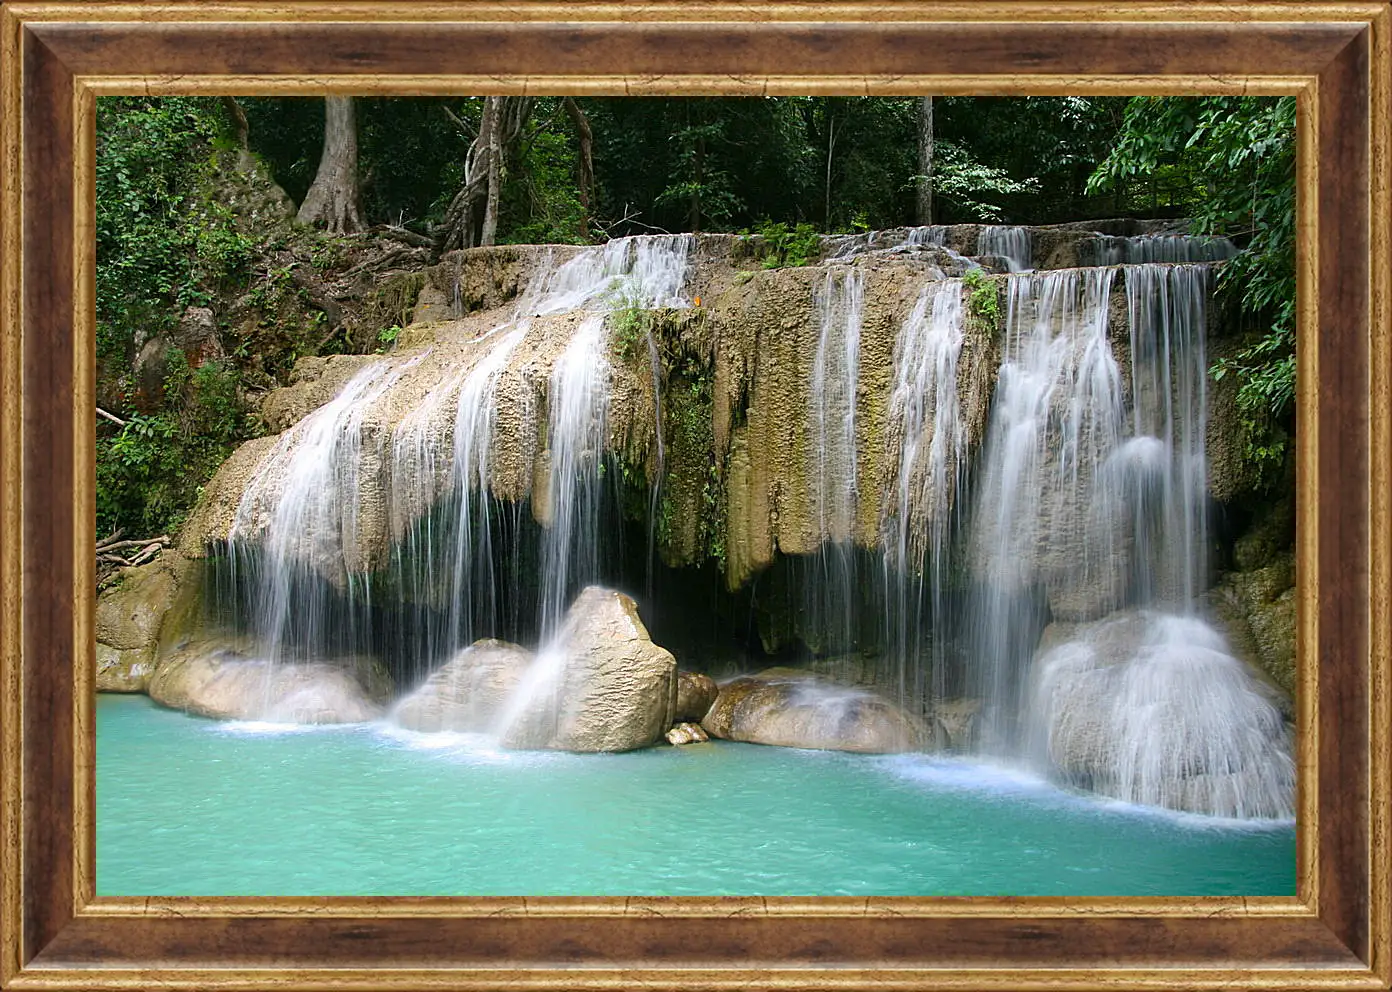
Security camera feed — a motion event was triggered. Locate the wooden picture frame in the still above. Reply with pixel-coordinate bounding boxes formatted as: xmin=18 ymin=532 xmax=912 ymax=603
xmin=1 ymin=2 xmax=1388 ymax=988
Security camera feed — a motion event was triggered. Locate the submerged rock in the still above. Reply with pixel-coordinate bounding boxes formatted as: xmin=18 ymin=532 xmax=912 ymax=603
xmin=674 ymin=670 xmax=719 ymax=723
xmin=392 ymin=639 xmax=533 ymax=733
xmin=666 ymin=722 xmax=709 ymax=745
xmin=148 ymin=640 xmax=392 ymax=723
xmin=702 ymin=668 xmax=927 ymax=753
xmin=500 ymin=587 xmax=678 ymax=753
xmin=1029 ymin=609 xmax=1294 ymax=818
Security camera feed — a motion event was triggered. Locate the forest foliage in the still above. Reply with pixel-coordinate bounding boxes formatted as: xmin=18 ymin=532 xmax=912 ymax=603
xmin=94 ymin=94 xmax=1295 ymax=540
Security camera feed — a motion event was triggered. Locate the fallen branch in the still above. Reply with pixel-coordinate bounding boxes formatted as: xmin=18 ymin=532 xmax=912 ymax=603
xmin=370 ymin=224 xmax=436 ymax=250
xmin=97 ymin=407 xmax=127 ymax=427
xmin=95 ymin=527 xmax=126 ymax=550
xmin=94 ymin=535 xmax=169 ymax=554
xmin=126 ymin=542 xmax=163 ymax=567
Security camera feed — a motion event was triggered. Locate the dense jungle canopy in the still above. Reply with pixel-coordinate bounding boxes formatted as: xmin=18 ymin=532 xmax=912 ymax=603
xmin=94 ymin=95 xmax=1295 ymax=545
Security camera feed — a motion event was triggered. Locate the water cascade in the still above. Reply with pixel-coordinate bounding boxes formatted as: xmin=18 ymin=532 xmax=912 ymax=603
xmin=195 ymin=222 xmax=1293 ymax=819
xmin=978 ymin=225 xmax=1032 ymax=272
xmin=966 ymin=267 xmax=1124 ymax=750
xmin=1085 ymin=234 xmax=1237 ymax=266
xmin=229 ymin=356 xmax=423 ymax=667
xmin=805 ymin=265 xmax=866 ymax=662
xmin=881 ymin=280 xmax=968 ymax=711
xmin=224 ymin=234 xmax=693 ymax=692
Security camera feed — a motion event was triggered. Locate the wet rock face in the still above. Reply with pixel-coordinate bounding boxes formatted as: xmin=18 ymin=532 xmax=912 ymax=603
xmin=95 ymin=552 xmax=196 ymax=693
xmin=392 ymin=639 xmax=534 ymax=733
xmin=674 ymin=670 xmax=719 ymax=723
xmin=702 ymin=668 xmax=927 ymax=753
xmin=147 ymin=640 xmax=392 ymax=723
xmin=97 ymin=644 xmax=156 ymax=693
xmin=501 ymin=586 xmax=678 ymax=753
xmin=930 ymin=698 xmax=982 ymax=752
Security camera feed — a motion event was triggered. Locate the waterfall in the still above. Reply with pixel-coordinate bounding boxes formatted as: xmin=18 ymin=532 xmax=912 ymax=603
xmin=205 ymin=220 xmax=1292 ymax=817
xmin=967 ymin=268 xmax=1123 ymax=749
xmin=230 ymin=355 xmax=422 ymax=666
xmin=905 ymin=226 xmax=947 ymax=247
xmin=1086 ymin=234 xmax=1237 ymax=266
xmin=224 ymin=235 xmax=692 ymax=691
xmin=811 ymin=266 xmax=864 ymax=544
xmin=881 ymin=279 xmax=967 ymax=710
xmin=1031 ymin=612 xmax=1294 ymax=818
xmin=978 ymin=226 xmax=1032 ymax=272
xmin=942 ymin=259 xmax=1292 ymax=818
xmin=805 ymin=265 xmax=865 ymax=661
xmin=538 ymin=313 xmax=610 ymax=636
xmin=1120 ymin=264 xmax=1211 ymax=606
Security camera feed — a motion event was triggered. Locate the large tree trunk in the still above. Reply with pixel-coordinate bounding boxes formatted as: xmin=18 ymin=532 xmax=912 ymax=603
xmin=480 ymin=96 xmax=503 ymax=247
xmin=916 ymin=96 xmax=934 ymax=226
xmin=297 ymin=97 xmax=364 ymax=233
xmin=824 ymin=108 xmax=837 ymax=230
xmin=563 ymin=98 xmax=593 ymax=236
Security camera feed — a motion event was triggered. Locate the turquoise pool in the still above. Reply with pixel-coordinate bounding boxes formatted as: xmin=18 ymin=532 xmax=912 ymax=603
xmin=96 ymin=694 xmax=1295 ymax=897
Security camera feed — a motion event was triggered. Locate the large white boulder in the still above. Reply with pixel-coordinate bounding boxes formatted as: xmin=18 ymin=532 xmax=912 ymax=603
xmin=499 ymin=586 xmax=678 ymax=752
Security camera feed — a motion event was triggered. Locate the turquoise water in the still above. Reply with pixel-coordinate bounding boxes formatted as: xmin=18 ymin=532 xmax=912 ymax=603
xmin=96 ymin=694 xmax=1295 ymax=897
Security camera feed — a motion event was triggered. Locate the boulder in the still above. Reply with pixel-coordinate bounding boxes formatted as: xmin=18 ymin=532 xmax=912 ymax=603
xmin=95 ymin=551 xmax=196 ymax=692
xmin=701 ymin=668 xmax=927 ymax=753
xmin=499 ymin=586 xmax=678 ymax=753
xmin=666 ymin=722 xmax=709 ymax=745
xmin=95 ymin=558 xmax=181 ymax=651
xmin=674 ymin=670 xmax=719 ymax=723
xmin=148 ymin=639 xmax=392 ymax=723
xmin=392 ymin=639 xmax=533 ymax=732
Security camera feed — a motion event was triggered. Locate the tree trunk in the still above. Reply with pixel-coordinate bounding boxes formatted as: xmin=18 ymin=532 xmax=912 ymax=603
xmin=221 ymin=97 xmax=249 ymax=149
xmin=481 ymin=96 xmax=503 ymax=247
xmin=916 ymin=96 xmax=934 ymax=225
xmin=824 ymin=108 xmax=837 ymax=230
xmin=690 ymin=130 xmax=704 ymax=234
xmin=297 ymin=97 xmax=364 ymax=234
xmin=563 ymin=98 xmax=594 ymax=237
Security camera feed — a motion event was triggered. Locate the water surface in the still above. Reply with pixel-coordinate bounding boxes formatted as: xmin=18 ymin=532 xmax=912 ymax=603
xmin=97 ymin=694 xmax=1295 ymax=897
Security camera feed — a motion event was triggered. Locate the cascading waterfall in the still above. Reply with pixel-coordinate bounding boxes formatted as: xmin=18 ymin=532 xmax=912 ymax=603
xmin=806 ymin=265 xmax=866 ymax=663
xmin=208 ymin=219 xmax=1293 ymax=818
xmin=230 ymin=355 xmax=423 ymax=667
xmin=881 ymin=279 xmax=968 ymax=712
xmin=1086 ymin=234 xmax=1237 ymax=266
xmin=538 ymin=313 xmax=611 ymax=637
xmin=905 ymin=226 xmax=947 ymax=247
xmin=225 ymin=235 xmax=692 ymax=702
xmin=1120 ymin=264 xmax=1211 ymax=606
xmin=966 ymin=268 xmax=1123 ymax=749
xmin=978 ymin=225 xmax=1032 ymax=272
xmin=954 ymin=258 xmax=1293 ymax=818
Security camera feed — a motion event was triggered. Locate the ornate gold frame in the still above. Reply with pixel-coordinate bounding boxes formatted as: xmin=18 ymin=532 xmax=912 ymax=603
xmin=1 ymin=3 xmax=1388 ymax=989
